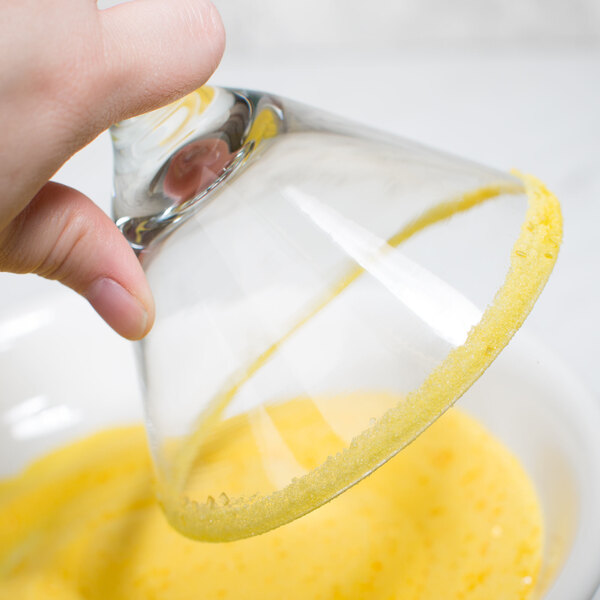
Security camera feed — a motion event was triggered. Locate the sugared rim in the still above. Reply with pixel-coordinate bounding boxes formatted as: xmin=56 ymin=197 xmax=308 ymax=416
xmin=161 ymin=173 xmax=562 ymax=542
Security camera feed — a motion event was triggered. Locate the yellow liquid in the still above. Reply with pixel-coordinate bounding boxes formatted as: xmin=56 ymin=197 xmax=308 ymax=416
xmin=0 ymin=404 xmax=542 ymax=599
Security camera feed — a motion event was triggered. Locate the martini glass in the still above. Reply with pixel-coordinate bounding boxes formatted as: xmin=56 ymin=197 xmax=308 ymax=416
xmin=110 ymin=85 xmax=561 ymax=542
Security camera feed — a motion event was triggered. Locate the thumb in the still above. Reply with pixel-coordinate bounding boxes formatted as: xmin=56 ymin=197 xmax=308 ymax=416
xmin=97 ymin=0 xmax=226 ymax=126
xmin=0 ymin=182 xmax=154 ymax=340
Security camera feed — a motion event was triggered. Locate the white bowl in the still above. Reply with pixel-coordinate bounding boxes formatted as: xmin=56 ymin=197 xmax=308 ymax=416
xmin=1 ymin=291 xmax=599 ymax=598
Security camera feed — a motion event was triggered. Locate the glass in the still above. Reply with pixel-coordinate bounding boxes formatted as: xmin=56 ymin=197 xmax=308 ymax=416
xmin=110 ymin=86 xmax=561 ymax=543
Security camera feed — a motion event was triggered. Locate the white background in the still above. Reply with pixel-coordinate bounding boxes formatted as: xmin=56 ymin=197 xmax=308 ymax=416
xmin=1 ymin=4 xmax=599 ymax=596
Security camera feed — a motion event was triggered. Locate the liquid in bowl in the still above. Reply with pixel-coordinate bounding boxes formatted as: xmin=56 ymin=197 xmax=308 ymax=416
xmin=1 ymin=297 xmax=599 ymax=598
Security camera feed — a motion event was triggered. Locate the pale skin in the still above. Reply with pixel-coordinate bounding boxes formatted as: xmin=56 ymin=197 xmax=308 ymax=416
xmin=0 ymin=0 xmax=225 ymax=339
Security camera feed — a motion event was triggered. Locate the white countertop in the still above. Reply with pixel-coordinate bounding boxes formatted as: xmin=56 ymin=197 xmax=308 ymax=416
xmin=1 ymin=47 xmax=599 ymax=398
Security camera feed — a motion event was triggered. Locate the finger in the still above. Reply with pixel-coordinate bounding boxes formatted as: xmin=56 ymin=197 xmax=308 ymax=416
xmin=98 ymin=0 xmax=225 ymax=122
xmin=0 ymin=182 xmax=154 ymax=340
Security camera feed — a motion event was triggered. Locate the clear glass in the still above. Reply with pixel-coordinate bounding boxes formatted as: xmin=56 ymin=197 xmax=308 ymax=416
xmin=110 ymin=86 xmax=561 ymax=542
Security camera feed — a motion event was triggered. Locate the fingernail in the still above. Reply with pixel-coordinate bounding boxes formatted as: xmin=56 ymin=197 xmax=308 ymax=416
xmin=85 ymin=277 xmax=149 ymax=340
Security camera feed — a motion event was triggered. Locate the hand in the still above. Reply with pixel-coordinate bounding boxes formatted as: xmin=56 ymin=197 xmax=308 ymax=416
xmin=0 ymin=0 xmax=225 ymax=339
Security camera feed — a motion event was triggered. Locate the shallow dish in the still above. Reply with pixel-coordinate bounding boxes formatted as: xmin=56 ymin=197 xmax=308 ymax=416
xmin=1 ymin=291 xmax=599 ymax=598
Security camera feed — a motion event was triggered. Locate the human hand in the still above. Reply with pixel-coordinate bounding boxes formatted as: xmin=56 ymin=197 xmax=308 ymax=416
xmin=0 ymin=0 xmax=225 ymax=339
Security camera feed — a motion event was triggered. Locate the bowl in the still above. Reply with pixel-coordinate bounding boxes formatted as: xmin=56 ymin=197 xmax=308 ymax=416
xmin=1 ymin=290 xmax=599 ymax=598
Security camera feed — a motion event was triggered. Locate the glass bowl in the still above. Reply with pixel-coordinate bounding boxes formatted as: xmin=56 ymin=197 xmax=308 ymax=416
xmin=1 ymin=291 xmax=599 ymax=598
